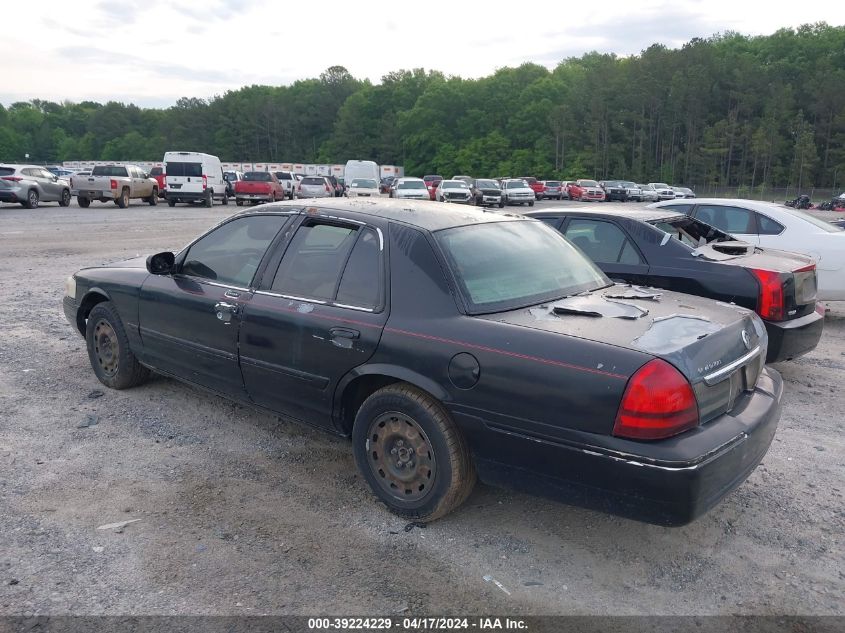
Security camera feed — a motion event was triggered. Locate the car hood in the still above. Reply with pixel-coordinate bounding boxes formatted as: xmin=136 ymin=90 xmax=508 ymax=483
xmin=79 ymin=255 xmax=148 ymax=272
xmin=480 ymin=284 xmax=766 ymax=385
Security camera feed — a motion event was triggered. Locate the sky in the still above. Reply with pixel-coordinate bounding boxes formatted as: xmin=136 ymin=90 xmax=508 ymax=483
xmin=3 ymin=0 xmax=844 ymax=108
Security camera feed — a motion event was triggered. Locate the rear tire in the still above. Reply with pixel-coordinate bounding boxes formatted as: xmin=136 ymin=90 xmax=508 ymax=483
xmin=85 ymin=302 xmax=150 ymax=390
xmin=222 ymin=192 xmax=229 ymax=205
xmin=78 ymin=197 xmax=90 ymax=208
xmin=59 ymin=189 xmax=71 ymax=207
xmin=167 ymin=198 xmax=176 ymax=207
xmin=116 ymin=188 xmax=129 ymax=208
xmin=24 ymin=189 xmax=39 ymax=209
xmin=529 ymin=200 xmax=535 ymax=207
xmin=148 ymin=189 xmax=158 ymax=205
xmin=204 ymin=191 xmax=213 ymax=207
xmin=236 ymin=199 xmax=243 ymax=206
xmin=352 ymin=383 xmax=476 ymax=522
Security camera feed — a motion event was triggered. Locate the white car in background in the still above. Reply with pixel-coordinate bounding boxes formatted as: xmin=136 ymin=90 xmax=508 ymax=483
xmin=435 ymin=179 xmax=473 ymax=204
xmin=637 ymin=184 xmax=660 ymax=202
xmin=392 ymin=177 xmax=430 ymax=200
xmin=345 ymin=178 xmax=380 ymax=198
xmin=650 ymin=198 xmax=845 ymax=300
xmin=648 ymin=182 xmax=676 ymax=200
xmin=620 ymin=181 xmax=643 ymax=201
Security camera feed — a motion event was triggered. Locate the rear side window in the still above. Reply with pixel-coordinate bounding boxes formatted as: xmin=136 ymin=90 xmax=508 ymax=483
xmin=564 ymin=219 xmax=644 ymax=265
xmin=335 ymin=228 xmax=382 ymax=309
xmin=275 ymin=172 xmax=292 ymax=181
xmin=166 ymin=162 xmax=202 ymax=177
xmin=757 ymin=214 xmax=784 ymax=235
xmin=695 ymin=205 xmax=755 ymax=234
xmin=181 ymin=215 xmax=287 ymax=287
xmin=0 ymin=167 xmax=15 ymax=176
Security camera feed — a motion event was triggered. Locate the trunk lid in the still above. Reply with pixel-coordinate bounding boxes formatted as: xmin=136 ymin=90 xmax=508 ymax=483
xmin=481 ymin=285 xmax=768 ymax=423
xmin=235 ymin=181 xmax=271 ymax=194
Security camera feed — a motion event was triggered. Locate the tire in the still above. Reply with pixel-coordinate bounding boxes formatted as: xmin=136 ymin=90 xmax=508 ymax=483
xmin=352 ymin=383 xmax=476 ymax=522
xmin=85 ymin=302 xmax=150 ymax=390
xmin=236 ymin=199 xmax=243 ymax=206
xmin=116 ymin=188 xmax=129 ymax=208
xmin=148 ymin=189 xmax=158 ymax=205
xmin=167 ymin=198 xmax=176 ymax=207
xmin=498 ymin=201 xmax=504 ymax=208
xmin=59 ymin=189 xmax=71 ymax=207
xmin=529 ymin=200 xmax=535 ymax=207
xmin=24 ymin=189 xmax=39 ymax=209
xmin=78 ymin=197 xmax=90 ymax=208
xmin=204 ymin=191 xmax=213 ymax=208
xmin=222 ymin=192 xmax=229 ymax=205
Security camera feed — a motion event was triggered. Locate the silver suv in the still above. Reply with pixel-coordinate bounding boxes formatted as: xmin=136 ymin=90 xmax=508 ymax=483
xmin=0 ymin=164 xmax=72 ymax=208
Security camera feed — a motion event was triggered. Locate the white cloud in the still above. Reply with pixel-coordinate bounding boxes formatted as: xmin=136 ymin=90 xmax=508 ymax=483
xmin=5 ymin=0 xmax=844 ymax=107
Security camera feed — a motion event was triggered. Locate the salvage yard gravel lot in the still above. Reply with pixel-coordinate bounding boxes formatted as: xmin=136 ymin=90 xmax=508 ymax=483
xmin=0 ymin=198 xmax=842 ymax=616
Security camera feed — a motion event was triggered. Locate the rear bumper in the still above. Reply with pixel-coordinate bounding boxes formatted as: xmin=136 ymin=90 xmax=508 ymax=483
xmin=0 ymin=191 xmax=21 ymax=202
xmin=166 ymin=191 xmax=206 ymax=202
xmin=765 ymin=308 xmax=824 ymax=363
xmin=461 ymin=367 xmax=782 ymax=526
xmin=236 ymin=193 xmax=273 ymax=202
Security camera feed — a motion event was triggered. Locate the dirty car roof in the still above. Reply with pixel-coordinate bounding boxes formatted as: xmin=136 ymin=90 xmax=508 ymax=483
xmin=525 ymin=207 xmax=685 ymax=223
xmin=234 ymin=198 xmax=528 ymax=232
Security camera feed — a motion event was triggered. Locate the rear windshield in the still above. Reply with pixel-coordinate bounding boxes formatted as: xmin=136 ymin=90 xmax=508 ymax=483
xmin=650 ymin=216 xmax=732 ymax=248
xmin=351 ymin=179 xmax=378 ymax=188
xmin=92 ymin=166 xmax=128 ymax=177
xmin=150 ymin=167 xmax=163 ymax=176
xmin=166 ymin=162 xmax=202 ymax=177
xmin=0 ymin=167 xmax=15 ymax=176
xmin=275 ymin=172 xmax=293 ymax=180
xmin=545 ymin=181 xmax=561 ymax=186
xmin=436 ymin=221 xmax=609 ymax=314
xmin=398 ymin=180 xmax=426 ymax=189
xmin=243 ymin=172 xmax=272 ymax=182
xmin=223 ymin=171 xmax=237 ymax=180
xmin=782 ymin=207 xmax=843 ymax=233
xmin=423 ymin=175 xmax=443 ymax=183
xmin=302 ymin=177 xmax=325 ymax=185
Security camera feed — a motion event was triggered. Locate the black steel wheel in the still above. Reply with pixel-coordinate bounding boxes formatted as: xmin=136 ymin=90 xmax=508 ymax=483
xmin=85 ymin=302 xmax=150 ymax=389
xmin=352 ymin=383 xmax=475 ymax=521
xmin=78 ymin=197 xmax=90 ymax=208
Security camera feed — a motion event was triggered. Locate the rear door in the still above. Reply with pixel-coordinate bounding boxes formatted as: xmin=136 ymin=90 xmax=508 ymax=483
xmin=166 ymin=160 xmax=204 ymax=195
xmin=137 ymin=214 xmax=291 ymax=398
xmin=239 ymin=215 xmax=388 ymax=425
xmin=561 ymin=217 xmax=650 ymax=284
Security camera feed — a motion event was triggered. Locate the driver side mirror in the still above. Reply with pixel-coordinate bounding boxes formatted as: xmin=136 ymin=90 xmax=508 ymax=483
xmin=146 ymin=251 xmax=175 ymax=275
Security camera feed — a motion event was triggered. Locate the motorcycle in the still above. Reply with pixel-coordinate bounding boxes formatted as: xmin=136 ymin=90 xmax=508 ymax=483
xmin=785 ymin=194 xmax=812 ymax=209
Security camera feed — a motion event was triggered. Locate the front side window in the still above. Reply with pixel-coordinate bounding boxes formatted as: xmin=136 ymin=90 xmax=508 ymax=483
xmin=269 ymin=223 xmax=382 ymax=309
xmin=436 ymin=220 xmax=609 ymax=313
xmin=564 ymin=219 xmax=644 ymax=265
xmin=181 ymin=215 xmax=287 ymax=287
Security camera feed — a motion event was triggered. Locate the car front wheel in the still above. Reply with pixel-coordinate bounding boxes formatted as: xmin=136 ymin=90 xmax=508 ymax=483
xmin=85 ymin=302 xmax=150 ymax=390
xmin=352 ymin=383 xmax=476 ymax=522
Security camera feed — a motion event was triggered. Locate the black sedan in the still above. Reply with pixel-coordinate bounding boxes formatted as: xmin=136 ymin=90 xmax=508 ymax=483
xmin=524 ymin=207 xmax=823 ymax=363
xmin=64 ymin=200 xmax=782 ymax=526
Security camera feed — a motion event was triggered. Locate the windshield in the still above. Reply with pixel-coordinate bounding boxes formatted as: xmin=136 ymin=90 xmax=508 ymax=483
xmin=398 ymin=180 xmax=426 ymax=189
xmin=638 ymin=184 xmax=653 ymax=190
xmin=150 ymin=167 xmax=163 ymax=176
xmin=351 ymin=178 xmax=377 ymax=188
xmin=476 ymin=179 xmax=499 ymax=188
xmin=244 ymin=172 xmax=272 ymax=182
xmin=620 ymin=181 xmax=637 ymax=188
xmin=579 ymin=180 xmax=599 ymax=187
xmin=223 ymin=171 xmax=237 ymax=180
xmin=442 ymin=180 xmax=468 ymax=188
xmin=650 ymin=216 xmax=732 ymax=248
xmin=653 ymin=183 xmax=670 ymax=189
xmin=506 ymin=181 xmax=527 ymax=189
xmin=436 ymin=221 xmax=609 ymax=314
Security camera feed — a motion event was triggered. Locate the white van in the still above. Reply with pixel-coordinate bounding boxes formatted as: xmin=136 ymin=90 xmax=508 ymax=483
xmin=344 ymin=160 xmax=379 ymax=190
xmin=164 ymin=151 xmax=228 ymax=207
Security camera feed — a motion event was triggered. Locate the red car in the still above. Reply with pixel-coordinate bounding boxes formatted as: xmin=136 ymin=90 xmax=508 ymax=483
xmin=517 ymin=176 xmax=545 ymax=199
xmin=566 ymin=179 xmax=606 ymax=202
xmin=423 ymin=174 xmax=443 ymax=200
xmin=234 ymin=171 xmax=284 ymax=206
xmin=149 ymin=166 xmax=167 ymax=198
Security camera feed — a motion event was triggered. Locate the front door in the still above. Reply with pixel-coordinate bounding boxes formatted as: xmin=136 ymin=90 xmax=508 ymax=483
xmin=137 ymin=214 xmax=290 ymax=399
xmin=239 ymin=217 xmax=388 ymax=426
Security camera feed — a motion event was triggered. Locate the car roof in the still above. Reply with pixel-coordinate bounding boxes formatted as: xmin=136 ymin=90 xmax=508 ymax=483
xmin=524 ymin=206 xmax=684 ymax=222
xmin=235 ymin=198 xmax=527 ymax=232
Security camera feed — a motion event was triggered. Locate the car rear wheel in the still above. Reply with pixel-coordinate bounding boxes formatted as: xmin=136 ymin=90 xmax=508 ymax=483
xmin=222 ymin=192 xmax=229 ymax=205
xmin=528 ymin=200 xmax=535 ymax=207
xmin=116 ymin=188 xmax=129 ymax=208
xmin=167 ymin=198 xmax=176 ymax=207
xmin=59 ymin=189 xmax=71 ymax=207
xmin=352 ymin=383 xmax=476 ymax=522
xmin=148 ymin=189 xmax=158 ymax=205
xmin=204 ymin=191 xmax=213 ymax=207
xmin=85 ymin=302 xmax=150 ymax=390
xmin=24 ymin=189 xmax=39 ymax=209
xmin=236 ymin=199 xmax=243 ymax=206
xmin=78 ymin=197 xmax=90 ymax=208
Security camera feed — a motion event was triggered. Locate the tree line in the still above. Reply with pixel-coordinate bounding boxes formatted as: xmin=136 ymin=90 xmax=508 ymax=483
xmin=1 ymin=23 xmax=844 ymax=191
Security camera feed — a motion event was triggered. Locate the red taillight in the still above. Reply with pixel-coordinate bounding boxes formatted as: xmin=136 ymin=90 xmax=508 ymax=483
xmin=110 ymin=179 xmax=117 ymax=189
xmin=750 ymin=268 xmax=785 ymax=321
xmin=202 ymin=175 xmax=208 ymax=190
xmin=1 ymin=176 xmax=23 ymax=182
xmin=613 ymin=359 xmax=699 ymax=440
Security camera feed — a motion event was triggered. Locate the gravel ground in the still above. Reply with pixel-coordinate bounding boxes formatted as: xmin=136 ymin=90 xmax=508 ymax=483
xmin=0 ymin=198 xmax=843 ymax=617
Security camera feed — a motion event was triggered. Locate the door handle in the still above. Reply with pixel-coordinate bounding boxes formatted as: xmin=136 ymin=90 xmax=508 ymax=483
xmin=329 ymin=327 xmax=360 ymax=340
xmin=214 ymin=301 xmax=240 ymax=324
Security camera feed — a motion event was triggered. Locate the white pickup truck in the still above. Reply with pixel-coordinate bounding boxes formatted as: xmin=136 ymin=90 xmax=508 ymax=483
xmin=76 ymin=165 xmax=159 ymax=208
